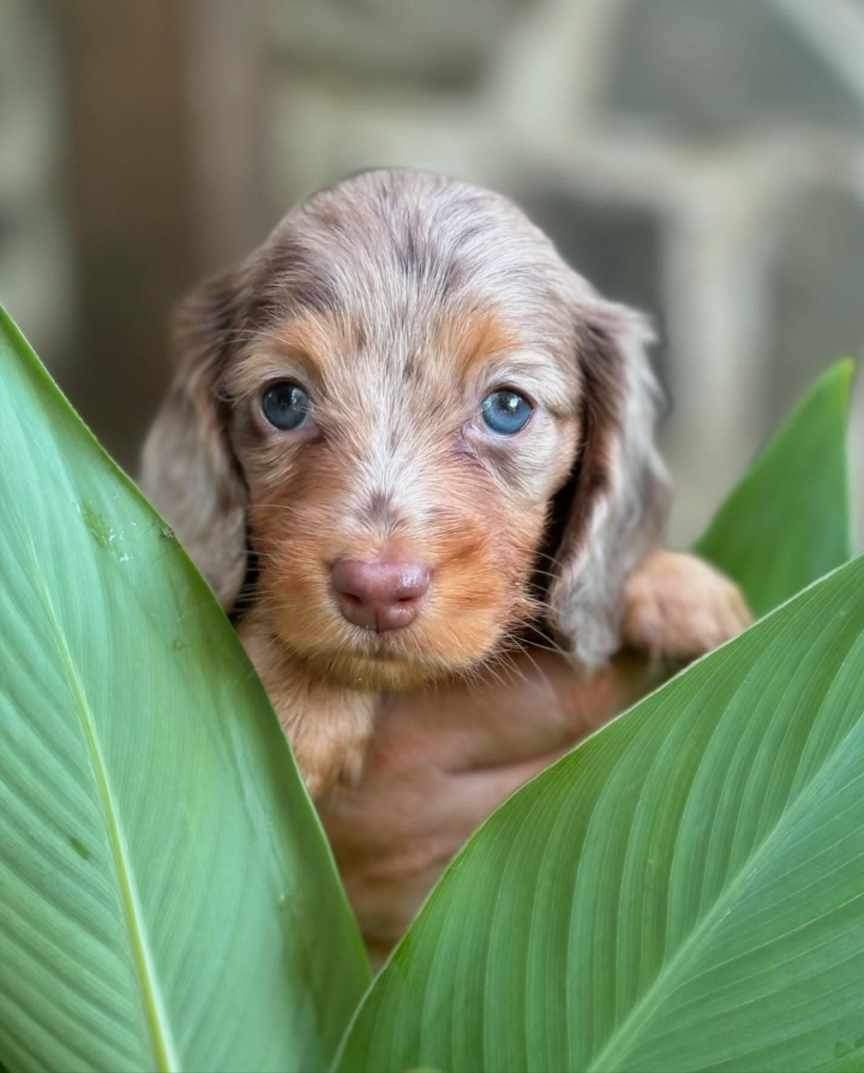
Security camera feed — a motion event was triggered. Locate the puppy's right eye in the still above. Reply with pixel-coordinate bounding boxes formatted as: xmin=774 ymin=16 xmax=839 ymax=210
xmin=261 ymin=381 xmax=310 ymax=431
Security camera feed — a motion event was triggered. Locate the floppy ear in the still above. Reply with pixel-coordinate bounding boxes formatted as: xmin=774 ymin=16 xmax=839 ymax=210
xmin=545 ymin=298 xmax=670 ymax=667
xmin=139 ymin=271 xmax=248 ymax=609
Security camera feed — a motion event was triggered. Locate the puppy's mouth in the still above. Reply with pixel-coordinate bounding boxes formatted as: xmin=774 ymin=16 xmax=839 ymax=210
xmin=343 ymin=631 xmax=413 ymax=661
xmin=338 ymin=623 xmax=433 ymax=667
xmin=300 ymin=632 xmax=447 ymax=691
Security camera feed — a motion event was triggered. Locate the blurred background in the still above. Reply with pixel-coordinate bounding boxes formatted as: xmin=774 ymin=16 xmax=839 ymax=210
xmin=3 ymin=0 xmax=863 ymax=543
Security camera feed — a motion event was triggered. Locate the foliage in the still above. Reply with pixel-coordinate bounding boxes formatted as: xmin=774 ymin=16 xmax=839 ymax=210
xmin=0 ymin=310 xmax=368 ymax=1073
xmin=0 ymin=305 xmax=857 ymax=1073
xmin=339 ymin=546 xmax=864 ymax=1073
xmin=695 ymin=362 xmax=854 ymax=616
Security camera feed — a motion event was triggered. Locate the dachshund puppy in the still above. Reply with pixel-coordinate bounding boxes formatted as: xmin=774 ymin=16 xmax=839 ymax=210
xmin=141 ymin=168 xmax=750 ymax=797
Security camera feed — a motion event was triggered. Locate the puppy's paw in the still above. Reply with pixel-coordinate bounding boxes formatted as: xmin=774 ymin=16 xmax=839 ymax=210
xmin=622 ymin=550 xmax=752 ymax=662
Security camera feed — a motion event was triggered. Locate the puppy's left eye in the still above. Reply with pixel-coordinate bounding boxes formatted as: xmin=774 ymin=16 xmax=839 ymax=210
xmin=481 ymin=389 xmax=534 ymax=435
xmin=261 ymin=380 xmax=310 ymax=431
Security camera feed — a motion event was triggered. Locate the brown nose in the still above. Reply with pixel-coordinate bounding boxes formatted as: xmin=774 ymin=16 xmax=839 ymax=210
xmin=331 ymin=559 xmax=430 ymax=632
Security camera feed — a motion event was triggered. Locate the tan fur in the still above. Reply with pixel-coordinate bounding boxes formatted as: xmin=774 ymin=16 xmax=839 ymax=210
xmin=140 ymin=168 xmax=752 ymax=797
xmin=622 ymin=550 xmax=752 ymax=661
xmin=446 ymin=308 xmax=522 ymax=377
xmin=238 ymin=607 xmax=376 ymax=796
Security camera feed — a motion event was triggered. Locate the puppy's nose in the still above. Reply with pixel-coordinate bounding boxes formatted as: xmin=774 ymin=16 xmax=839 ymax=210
xmin=331 ymin=559 xmax=430 ymax=632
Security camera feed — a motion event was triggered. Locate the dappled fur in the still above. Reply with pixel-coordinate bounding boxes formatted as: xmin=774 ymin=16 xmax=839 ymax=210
xmin=141 ymin=169 xmax=750 ymax=795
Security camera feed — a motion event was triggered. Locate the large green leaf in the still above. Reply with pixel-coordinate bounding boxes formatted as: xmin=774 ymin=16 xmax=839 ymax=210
xmin=695 ymin=360 xmax=854 ymax=616
xmin=0 ymin=309 xmax=369 ymax=1073
xmin=337 ymin=365 xmax=862 ymax=1073
xmin=338 ymin=553 xmax=864 ymax=1073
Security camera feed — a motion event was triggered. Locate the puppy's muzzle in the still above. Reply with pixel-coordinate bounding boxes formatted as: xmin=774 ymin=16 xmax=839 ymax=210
xmin=331 ymin=558 xmax=430 ymax=633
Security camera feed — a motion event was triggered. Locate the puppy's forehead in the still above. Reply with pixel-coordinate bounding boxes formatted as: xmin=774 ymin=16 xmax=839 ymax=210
xmin=246 ymin=169 xmax=578 ymax=360
xmin=266 ymin=305 xmax=518 ymax=379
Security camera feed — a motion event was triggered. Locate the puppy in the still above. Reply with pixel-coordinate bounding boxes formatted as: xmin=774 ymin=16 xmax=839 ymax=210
xmin=141 ymin=168 xmax=750 ymax=797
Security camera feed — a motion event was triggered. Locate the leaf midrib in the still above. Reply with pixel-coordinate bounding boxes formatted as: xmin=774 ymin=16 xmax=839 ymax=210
xmin=585 ymin=666 xmax=857 ymax=1072
xmin=35 ymin=562 xmax=177 ymax=1073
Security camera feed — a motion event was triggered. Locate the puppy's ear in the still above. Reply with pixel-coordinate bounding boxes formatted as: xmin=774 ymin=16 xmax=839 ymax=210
xmin=546 ymin=298 xmax=670 ymax=666
xmin=140 ymin=271 xmax=248 ymax=609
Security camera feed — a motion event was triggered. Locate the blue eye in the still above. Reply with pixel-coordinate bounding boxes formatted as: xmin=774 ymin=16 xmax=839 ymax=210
xmin=481 ymin=389 xmax=534 ymax=435
xmin=261 ymin=381 xmax=310 ymax=431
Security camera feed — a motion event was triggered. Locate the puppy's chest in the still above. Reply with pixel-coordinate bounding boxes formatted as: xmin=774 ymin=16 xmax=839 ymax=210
xmin=237 ymin=617 xmax=377 ymax=797
xmin=279 ymin=683 xmax=376 ymax=798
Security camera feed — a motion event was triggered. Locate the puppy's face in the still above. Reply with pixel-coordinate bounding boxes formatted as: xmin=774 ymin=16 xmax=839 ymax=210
xmin=142 ymin=170 xmax=667 ymax=687
xmin=225 ymin=303 xmax=580 ymax=689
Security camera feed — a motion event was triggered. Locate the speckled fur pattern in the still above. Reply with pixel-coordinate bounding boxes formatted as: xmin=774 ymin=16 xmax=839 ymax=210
xmin=140 ymin=168 xmax=750 ymax=795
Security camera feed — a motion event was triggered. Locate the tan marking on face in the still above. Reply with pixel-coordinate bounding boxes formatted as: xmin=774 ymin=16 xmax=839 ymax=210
xmin=269 ymin=312 xmax=351 ymax=365
xmin=442 ymin=308 xmax=521 ymax=379
xmin=223 ymin=311 xmax=361 ymax=404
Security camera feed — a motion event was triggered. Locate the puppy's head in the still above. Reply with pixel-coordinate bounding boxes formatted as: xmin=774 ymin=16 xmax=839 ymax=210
xmin=141 ymin=169 xmax=668 ymax=689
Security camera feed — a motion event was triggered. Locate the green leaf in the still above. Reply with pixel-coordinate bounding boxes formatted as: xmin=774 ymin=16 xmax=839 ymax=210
xmin=338 ymin=554 xmax=864 ymax=1073
xmin=337 ymin=365 xmax=859 ymax=1073
xmin=695 ymin=360 xmax=855 ymax=616
xmin=0 ymin=308 xmax=369 ymax=1073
